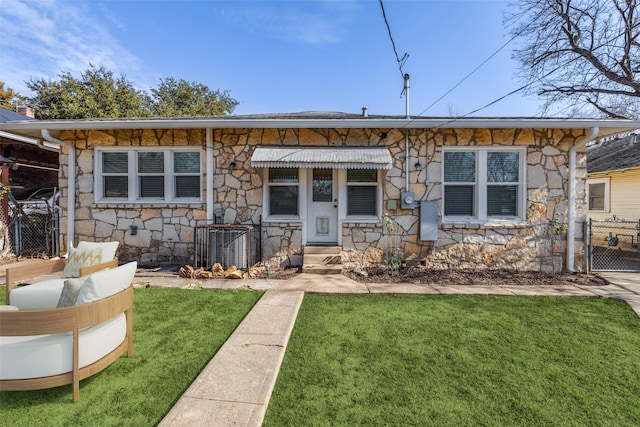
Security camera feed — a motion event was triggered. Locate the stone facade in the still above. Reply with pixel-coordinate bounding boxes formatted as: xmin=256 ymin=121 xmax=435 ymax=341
xmin=58 ymin=126 xmax=587 ymax=272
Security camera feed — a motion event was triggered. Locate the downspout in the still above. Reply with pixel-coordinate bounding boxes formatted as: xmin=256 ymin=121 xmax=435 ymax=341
xmin=36 ymin=140 xmax=60 ymax=152
xmin=404 ymin=73 xmax=410 ymax=192
xmin=566 ymin=127 xmax=599 ymax=272
xmin=206 ymin=128 xmax=214 ymax=222
xmin=41 ymin=129 xmax=75 ymax=250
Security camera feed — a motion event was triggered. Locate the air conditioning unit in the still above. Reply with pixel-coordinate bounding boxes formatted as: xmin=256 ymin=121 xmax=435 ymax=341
xmin=208 ymin=227 xmax=250 ymax=269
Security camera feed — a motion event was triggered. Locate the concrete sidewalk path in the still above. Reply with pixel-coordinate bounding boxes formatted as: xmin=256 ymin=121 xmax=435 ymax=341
xmin=159 ymin=290 xmax=304 ymax=427
xmin=272 ymin=272 xmax=640 ymax=315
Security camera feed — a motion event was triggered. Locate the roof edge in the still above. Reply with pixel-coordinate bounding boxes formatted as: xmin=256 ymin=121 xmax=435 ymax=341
xmin=1 ymin=116 xmax=639 ymax=140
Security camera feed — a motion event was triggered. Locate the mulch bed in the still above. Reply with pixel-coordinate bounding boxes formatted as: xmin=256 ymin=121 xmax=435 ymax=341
xmin=343 ymin=266 xmax=609 ymax=287
xmin=257 ymin=265 xmax=608 ymax=286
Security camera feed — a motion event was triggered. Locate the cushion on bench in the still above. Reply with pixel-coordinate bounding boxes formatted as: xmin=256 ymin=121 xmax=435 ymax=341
xmin=75 ymin=262 xmax=137 ymax=305
xmin=76 ymin=241 xmax=119 ymax=264
xmin=9 ymin=279 xmax=66 ymax=310
xmin=0 ymin=314 xmax=126 ymax=380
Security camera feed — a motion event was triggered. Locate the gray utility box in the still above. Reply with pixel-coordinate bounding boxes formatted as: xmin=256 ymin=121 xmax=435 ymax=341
xmin=420 ymin=201 xmax=438 ymax=241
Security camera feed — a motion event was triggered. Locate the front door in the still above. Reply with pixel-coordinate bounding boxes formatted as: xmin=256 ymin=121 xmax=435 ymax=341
xmin=307 ymin=168 xmax=338 ymax=244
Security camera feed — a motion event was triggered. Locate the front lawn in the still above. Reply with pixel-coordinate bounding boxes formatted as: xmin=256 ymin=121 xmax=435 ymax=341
xmin=0 ymin=287 xmax=262 ymax=426
xmin=265 ymin=295 xmax=640 ymax=426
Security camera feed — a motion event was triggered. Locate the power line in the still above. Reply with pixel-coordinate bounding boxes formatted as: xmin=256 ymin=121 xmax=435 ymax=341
xmin=417 ymin=32 xmax=520 ymax=116
xmin=431 ymin=83 xmax=531 ymax=129
xmin=427 ymin=66 xmax=563 ymax=129
xmin=379 ymin=0 xmax=409 ymax=80
xmin=412 ymin=4 xmax=554 ymax=119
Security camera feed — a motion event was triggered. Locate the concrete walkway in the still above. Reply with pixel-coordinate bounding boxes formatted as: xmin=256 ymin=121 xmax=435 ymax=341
xmin=158 ymin=271 xmax=639 ymax=427
xmin=159 ymin=290 xmax=304 ymax=427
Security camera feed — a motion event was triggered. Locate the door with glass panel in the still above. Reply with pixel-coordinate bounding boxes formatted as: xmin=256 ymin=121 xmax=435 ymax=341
xmin=307 ymin=168 xmax=338 ymax=243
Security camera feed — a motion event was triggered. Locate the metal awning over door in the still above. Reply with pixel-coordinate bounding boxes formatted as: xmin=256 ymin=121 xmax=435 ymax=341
xmin=250 ymin=146 xmax=393 ymax=169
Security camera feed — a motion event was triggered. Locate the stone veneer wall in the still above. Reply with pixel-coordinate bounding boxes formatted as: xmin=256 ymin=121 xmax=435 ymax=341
xmin=58 ymin=126 xmax=587 ymax=272
xmin=59 ymin=129 xmax=207 ymax=266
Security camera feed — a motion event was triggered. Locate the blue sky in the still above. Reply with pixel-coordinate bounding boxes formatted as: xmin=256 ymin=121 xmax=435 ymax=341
xmin=0 ymin=0 xmax=543 ymax=117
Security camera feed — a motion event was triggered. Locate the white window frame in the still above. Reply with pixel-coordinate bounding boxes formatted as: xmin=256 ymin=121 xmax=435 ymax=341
xmin=340 ymin=168 xmax=383 ymax=221
xmin=263 ymin=168 xmax=303 ymax=220
xmin=587 ymin=177 xmax=610 ymax=212
xmin=95 ymin=147 xmax=203 ymax=204
xmin=442 ymin=147 xmax=526 ymax=223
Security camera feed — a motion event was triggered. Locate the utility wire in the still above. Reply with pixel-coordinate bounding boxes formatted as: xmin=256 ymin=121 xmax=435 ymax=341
xmin=379 ymin=0 xmax=409 ymax=80
xmin=428 ymin=66 xmax=562 ymax=129
xmin=417 ymin=32 xmax=520 ymax=116
xmin=431 ymin=83 xmax=531 ymax=128
xmin=413 ymin=3 xmax=553 ymax=119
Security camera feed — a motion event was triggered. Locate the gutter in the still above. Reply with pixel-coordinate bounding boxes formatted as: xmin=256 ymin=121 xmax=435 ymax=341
xmin=41 ymin=129 xmax=75 ymax=250
xmin=0 ymin=130 xmax=60 ymax=152
xmin=2 ymin=118 xmax=640 ymax=132
xmin=566 ymin=127 xmax=599 ymax=272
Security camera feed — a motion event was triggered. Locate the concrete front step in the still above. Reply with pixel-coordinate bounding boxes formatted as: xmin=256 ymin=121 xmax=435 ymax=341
xmin=302 ymin=246 xmax=342 ymax=275
xmin=303 ymin=253 xmax=342 ymax=265
xmin=301 ymin=265 xmax=343 ymax=274
xmin=303 ymin=246 xmax=341 ymax=255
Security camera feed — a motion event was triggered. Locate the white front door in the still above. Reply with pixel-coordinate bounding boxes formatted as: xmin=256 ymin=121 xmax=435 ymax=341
xmin=307 ymin=168 xmax=338 ymax=244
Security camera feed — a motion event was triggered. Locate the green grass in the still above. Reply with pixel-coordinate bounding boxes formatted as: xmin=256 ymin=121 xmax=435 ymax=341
xmin=264 ymin=295 xmax=640 ymax=426
xmin=0 ymin=287 xmax=262 ymax=427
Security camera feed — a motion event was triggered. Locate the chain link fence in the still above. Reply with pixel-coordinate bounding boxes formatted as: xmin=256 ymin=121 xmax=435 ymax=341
xmin=0 ymin=191 xmax=60 ymax=260
xmin=587 ymin=219 xmax=640 ymax=272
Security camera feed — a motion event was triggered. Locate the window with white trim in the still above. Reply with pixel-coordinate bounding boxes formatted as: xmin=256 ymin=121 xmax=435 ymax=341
xmin=267 ymin=168 xmax=299 ymax=216
xmin=443 ymin=148 xmax=525 ymax=220
xmin=587 ymin=178 xmax=610 ymax=211
xmin=347 ymin=169 xmax=378 ymax=216
xmin=96 ymin=148 xmax=202 ymax=202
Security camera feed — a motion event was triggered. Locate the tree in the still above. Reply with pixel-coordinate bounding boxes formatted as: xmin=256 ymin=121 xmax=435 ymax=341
xmin=26 ymin=67 xmax=151 ymax=119
xmin=507 ymin=0 xmax=640 ymax=119
xmin=150 ymin=77 xmax=238 ymax=117
xmin=25 ymin=66 xmax=238 ymax=119
xmin=0 ymin=81 xmax=27 ymax=111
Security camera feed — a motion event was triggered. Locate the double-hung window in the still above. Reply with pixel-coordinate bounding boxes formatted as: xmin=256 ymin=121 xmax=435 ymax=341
xmin=267 ymin=168 xmax=299 ymax=216
xmin=587 ymin=178 xmax=609 ymax=211
xmin=346 ymin=169 xmax=378 ymax=216
xmin=443 ymin=148 xmax=525 ymax=221
xmin=97 ymin=148 xmax=202 ymax=202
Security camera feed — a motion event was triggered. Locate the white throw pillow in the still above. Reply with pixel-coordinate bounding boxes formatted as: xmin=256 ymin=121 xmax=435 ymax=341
xmin=76 ymin=241 xmax=119 ymax=263
xmin=56 ymin=276 xmax=90 ymax=308
xmin=74 ymin=261 xmax=137 ymax=306
xmin=62 ymin=247 xmax=103 ymax=278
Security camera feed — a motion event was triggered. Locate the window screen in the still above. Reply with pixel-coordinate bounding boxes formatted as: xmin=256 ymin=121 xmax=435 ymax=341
xmin=268 ymin=168 xmax=299 ymax=216
xmin=346 ymin=169 xmax=377 ymax=216
xmin=589 ymin=183 xmax=605 ymax=210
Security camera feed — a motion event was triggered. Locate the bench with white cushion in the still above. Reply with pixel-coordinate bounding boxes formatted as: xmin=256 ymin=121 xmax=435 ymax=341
xmin=0 ymin=260 xmax=136 ymax=402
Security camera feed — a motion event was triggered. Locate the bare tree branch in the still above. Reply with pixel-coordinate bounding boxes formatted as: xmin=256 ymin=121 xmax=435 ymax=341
xmin=507 ymin=0 xmax=640 ymax=118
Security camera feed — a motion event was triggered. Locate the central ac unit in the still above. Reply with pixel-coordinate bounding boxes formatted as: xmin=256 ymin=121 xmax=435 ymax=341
xmin=208 ymin=228 xmax=249 ymax=269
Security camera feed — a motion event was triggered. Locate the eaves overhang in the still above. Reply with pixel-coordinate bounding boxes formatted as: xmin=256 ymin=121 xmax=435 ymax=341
xmin=1 ymin=116 xmax=639 ymax=140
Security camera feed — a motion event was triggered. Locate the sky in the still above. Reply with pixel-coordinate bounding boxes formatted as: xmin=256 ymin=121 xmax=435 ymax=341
xmin=0 ymin=0 xmax=544 ymax=118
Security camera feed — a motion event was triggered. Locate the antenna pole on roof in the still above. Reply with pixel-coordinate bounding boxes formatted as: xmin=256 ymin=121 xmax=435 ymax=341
xmin=403 ymin=74 xmax=410 ymax=119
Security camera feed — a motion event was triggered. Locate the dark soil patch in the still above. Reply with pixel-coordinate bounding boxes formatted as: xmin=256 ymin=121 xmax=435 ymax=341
xmin=344 ymin=266 xmax=609 ymax=287
xmin=255 ymin=266 xmax=302 ymax=280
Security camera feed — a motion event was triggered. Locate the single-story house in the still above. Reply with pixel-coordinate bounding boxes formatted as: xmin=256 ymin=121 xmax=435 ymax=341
xmin=587 ymin=133 xmax=640 ymax=221
xmin=1 ymin=112 xmax=639 ymax=273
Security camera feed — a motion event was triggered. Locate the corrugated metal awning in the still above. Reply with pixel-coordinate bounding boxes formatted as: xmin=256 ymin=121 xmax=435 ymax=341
xmin=250 ymin=146 xmax=393 ymax=169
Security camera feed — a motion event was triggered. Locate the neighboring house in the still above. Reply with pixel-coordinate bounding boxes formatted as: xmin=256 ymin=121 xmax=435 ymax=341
xmin=586 ymin=134 xmax=640 ymax=221
xmin=1 ymin=112 xmax=639 ymax=273
xmin=0 ymin=107 xmax=59 ymax=199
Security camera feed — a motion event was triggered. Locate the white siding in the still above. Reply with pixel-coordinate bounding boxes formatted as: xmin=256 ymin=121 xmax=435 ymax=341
xmin=588 ymin=168 xmax=640 ymax=220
